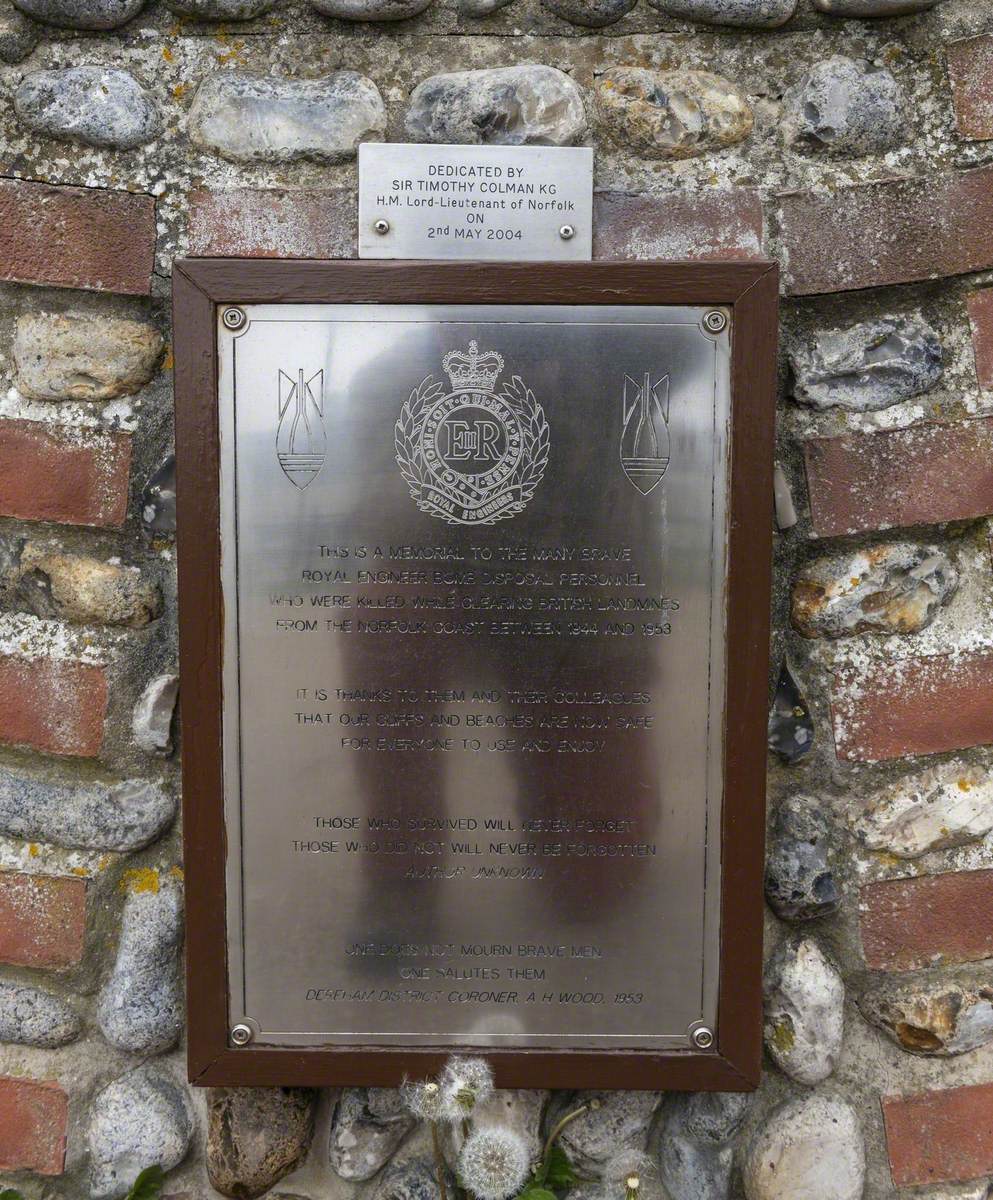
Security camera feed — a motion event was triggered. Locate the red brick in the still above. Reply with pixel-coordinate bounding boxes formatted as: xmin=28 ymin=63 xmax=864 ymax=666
xmin=774 ymin=165 xmax=993 ymax=294
xmin=592 ymin=190 xmax=764 ymax=261
xmin=0 ymin=654 xmax=107 ymax=757
xmin=803 ymin=418 xmax=993 ymax=537
xmin=188 ymin=187 xmax=355 ymax=258
xmin=0 ymin=1077 xmax=68 ymax=1175
xmin=968 ymin=288 xmax=993 ymax=389
xmin=187 ymin=187 xmax=768 ymax=265
xmin=861 ymin=870 xmax=993 ymax=971
xmin=0 ymin=177 xmax=155 ymax=295
xmin=0 ymin=872 xmax=87 ymax=969
xmin=884 ymin=1081 xmax=993 ymax=1186
xmin=0 ymin=418 xmax=132 ymax=527
xmin=832 ymin=649 xmax=993 ymax=762
xmin=947 ymin=35 xmax=993 ymax=140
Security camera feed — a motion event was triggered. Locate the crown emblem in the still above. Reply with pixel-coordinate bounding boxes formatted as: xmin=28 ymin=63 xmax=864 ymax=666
xmin=396 ymin=343 xmax=549 ymax=526
xmin=443 ymin=340 xmax=504 ymax=392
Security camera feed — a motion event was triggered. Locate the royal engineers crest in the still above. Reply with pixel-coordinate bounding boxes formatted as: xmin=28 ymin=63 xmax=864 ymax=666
xmin=396 ymin=341 xmax=549 ymax=525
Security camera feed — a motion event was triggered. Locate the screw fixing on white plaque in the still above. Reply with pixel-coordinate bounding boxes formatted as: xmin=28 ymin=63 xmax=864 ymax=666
xmin=692 ymin=1026 xmax=715 ymax=1049
xmin=230 ymin=1023 xmax=253 ymax=1046
xmin=703 ymin=310 xmax=728 ymax=334
xmin=374 ymin=219 xmax=391 ymax=236
xmin=559 ymin=224 xmax=575 ymax=241
xmin=222 ymin=306 xmax=246 ymax=331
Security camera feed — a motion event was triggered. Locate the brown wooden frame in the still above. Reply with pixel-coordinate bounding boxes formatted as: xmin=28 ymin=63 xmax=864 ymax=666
xmin=173 ymin=259 xmax=778 ymax=1090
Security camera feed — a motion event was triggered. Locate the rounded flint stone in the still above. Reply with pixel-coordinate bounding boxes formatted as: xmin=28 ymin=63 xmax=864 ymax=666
xmin=376 ymin=1157 xmax=452 ymax=1200
xmin=784 ymin=56 xmax=903 ymax=157
xmin=765 ymin=794 xmax=838 ymax=922
xmin=659 ymin=1092 xmax=751 ymax=1200
xmin=0 ymin=2 xmax=39 ymax=64
xmin=189 ymin=71 xmax=386 ymax=164
xmin=15 ymin=312 xmax=164 ymax=403
xmin=859 ymin=975 xmax=993 ymax=1056
xmin=554 ymin=1090 xmax=662 ymax=1175
xmin=541 ymin=0 xmax=636 ymax=26
xmin=208 ymin=1086 xmax=319 ymax=1198
xmin=98 ymin=882 xmax=183 ymax=1054
xmin=790 ymin=315 xmax=942 ymax=411
xmin=742 ymin=1094 xmax=864 ymax=1200
xmin=854 ymin=762 xmax=993 ymax=859
xmin=308 ymin=0 xmax=432 ymax=17
xmin=406 ymin=65 xmax=587 ymax=147
xmin=0 ymin=766 xmax=176 ymax=853
xmin=15 ymin=68 xmax=160 ymax=150
xmin=459 ymin=0 xmax=514 ymax=13
xmin=763 ymin=935 xmax=844 ymax=1084
xmin=329 ymin=1088 xmax=415 ymax=1180
xmin=133 ymin=674 xmax=180 ymax=756
xmin=166 ymin=0 xmax=274 ymax=16
xmin=88 ymin=1065 xmax=194 ymax=1200
xmin=0 ymin=980 xmax=81 ymax=1048
xmin=792 ymin=543 xmax=957 ymax=639
xmin=8 ymin=544 xmax=163 ymax=627
xmin=12 ymin=0 xmax=145 ymax=30
xmin=596 ymin=67 xmax=753 ymax=159
xmin=646 ymin=0 xmax=797 ymax=28
xmin=814 ymin=0 xmax=939 ymax=14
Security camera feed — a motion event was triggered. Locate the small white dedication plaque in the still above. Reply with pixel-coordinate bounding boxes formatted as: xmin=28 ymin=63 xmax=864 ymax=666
xmin=359 ymin=143 xmax=594 ymax=262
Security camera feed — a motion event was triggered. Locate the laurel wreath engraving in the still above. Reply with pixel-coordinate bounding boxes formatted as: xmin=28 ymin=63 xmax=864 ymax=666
xmin=395 ymin=375 xmax=549 ymax=525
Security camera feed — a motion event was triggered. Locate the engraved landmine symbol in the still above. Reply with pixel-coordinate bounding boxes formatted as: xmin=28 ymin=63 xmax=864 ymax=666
xmin=620 ymin=372 xmax=670 ymax=495
xmin=396 ymin=341 xmax=549 ymax=526
xmin=277 ymin=368 xmax=326 ymax=490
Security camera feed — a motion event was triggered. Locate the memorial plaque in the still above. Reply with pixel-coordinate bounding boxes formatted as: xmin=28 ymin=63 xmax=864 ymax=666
xmin=174 ymin=260 xmax=777 ymax=1090
xmin=358 ymin=144 xmax=594 ymax=262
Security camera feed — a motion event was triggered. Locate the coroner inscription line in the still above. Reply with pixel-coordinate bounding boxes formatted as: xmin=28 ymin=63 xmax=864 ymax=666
xmin=218 ymin=304 xmax=729 ymax=1052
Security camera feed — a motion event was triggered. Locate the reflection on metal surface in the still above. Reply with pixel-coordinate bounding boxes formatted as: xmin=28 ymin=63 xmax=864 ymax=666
xmin=218 ymin=304 xmax=731 ymax=1051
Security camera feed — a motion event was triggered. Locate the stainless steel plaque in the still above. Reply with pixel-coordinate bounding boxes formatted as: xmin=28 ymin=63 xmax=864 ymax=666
xmin=358 ymin=144 xmax=593 ymax=261
xmin=218 ymin=304 xmax=730 ymax=1052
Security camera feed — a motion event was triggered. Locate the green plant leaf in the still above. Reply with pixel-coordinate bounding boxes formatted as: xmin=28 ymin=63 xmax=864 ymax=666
xmin=125 ymin=1165 xmax=165 ymax=1200
xmin=1 ymin=1189 xmax=26 ymax=1200
xmin=544 ymin=1147 xmax=576 ymax=1190
xmin=518 ymin=1186 xmax=558 ymax=1200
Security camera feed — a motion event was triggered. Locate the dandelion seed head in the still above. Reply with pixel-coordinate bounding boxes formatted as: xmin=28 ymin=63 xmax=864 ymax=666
xmin=602 ymin=1151 xmax=653 ymax=1185
xmin=600 ymin=1152 xmax=661 ymax=1200
xmin=400 ymin=1078 xmax=444 ymax=1121
xmin=440 ymin=1056 xmax=495 ymax=1117
xmin=458 ymin=1127 xmax=530 ymax=1200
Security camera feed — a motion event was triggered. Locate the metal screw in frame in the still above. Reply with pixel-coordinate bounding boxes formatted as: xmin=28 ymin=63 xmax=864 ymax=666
xmin=559 ymin=224 xmax=575 ymax=241
xmin=222 ymin=306 xmax=247 ymax=332
xmin=691 ymin=1026 xmax=715 ymax=1050
xmin=230 ymin=1022 xmax=254 ymax=1046
xmin=374 ymin=219 xmax=391 ymax=236
xmin=703 ymin=310 xmax=728 ymax=335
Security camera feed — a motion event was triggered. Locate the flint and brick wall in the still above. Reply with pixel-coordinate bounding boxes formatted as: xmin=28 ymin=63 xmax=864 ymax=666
xmin=1 ymin=0 xmax=992 ymax=1198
